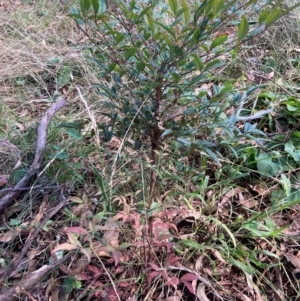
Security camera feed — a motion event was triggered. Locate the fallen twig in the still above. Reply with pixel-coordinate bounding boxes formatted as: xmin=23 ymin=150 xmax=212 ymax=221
xmin=0 ymin=252 xmax=73 ymax=301
xmin=0 ymin=184 xmax=59 ymax=193
xmin=0 ymin=190 xmax=69 ymax=283
xmin=0 ymin=97 xmax=66 ymax=211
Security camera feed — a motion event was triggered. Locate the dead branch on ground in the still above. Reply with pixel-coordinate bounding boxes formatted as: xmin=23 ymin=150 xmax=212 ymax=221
xmin=0 ymin=97 xmax=67 ymax=210
xmin=0 ymin=252 xmax=73 ymax=301
xmin=0 ymin=191 xmax=69 ymax=283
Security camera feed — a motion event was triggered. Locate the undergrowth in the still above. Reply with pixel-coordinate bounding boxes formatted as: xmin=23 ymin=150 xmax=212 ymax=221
xmin=1 ymin=0 xmax=300 ymax=301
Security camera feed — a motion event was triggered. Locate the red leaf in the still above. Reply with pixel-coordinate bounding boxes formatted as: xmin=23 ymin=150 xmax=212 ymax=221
xmin=88 ymin=265 xmax=102 ymax=276
xmin=148 ymin=271 xmax=159 ymax=285
xmin=113 ymin=212 xmax=128 ymax=223
xmin=115 ymin=266 xmax=125 ymax=274
xmin=182 ymin=281 xmax=196 ymax=295
xmin=159 ymin=270 xmax=168 ymax=281
xmin=180 ymin=273 xmax=199 ymax=282
xmin=148 ymin=263 xmax=159 ymax=270
xmin=118 ymin=281 xmax=131 ymax=287
xmin=165 ymin=276 xmax=180 ymax=287
xmin=166 ymin=256 xmax=182 ymax=266
xmin=112 ymin=250 xmax=122 ymax=266
xmin=94 ymin=281 xmax=104 ymax=287
xmin=65 ymin=226 xmax=88 ymax=235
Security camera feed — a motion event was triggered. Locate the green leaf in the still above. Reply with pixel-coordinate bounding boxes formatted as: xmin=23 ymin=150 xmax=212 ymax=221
xmin=215 ymin=0 xmax=225 ymax=13
xmin=265 ymin=8 xmax=283 ymax=27
xmin=138 ymin=5 xmax=153 ymax=19
xmin=125 ymin=47 xmax=137 ymax=60
xmin=146 ymin=13 xmax=155 ymax=36
xmin=118 ymin=242 xmax=135 ymax=250
xmin=205 ymin=0 xmax=218 ymax=14
xmin=190 ymin=54 xmax=204 ymax=71
xmin=203 ymin=147 xmax=221 ymax=165
xmin=180 ymin=0 xmax=190 ymax=23
xmin=161 ymin=129 xmax=173 ymax=137
xmin=180 ymin=239 xmax=206 ymax=249
xmin=256 ymin=152 xmax=280 ymax=177
xmin=65 ymin=128 xmax=82 ymax=140
xmin=204 ymin=59 xmax=223 ymax=71
xmin=194 ymin=0 xmax=209 ymax=24
xmin=168 ymin=0 xmax=178 ymax=15
xmin=98 ymin=0 xmax=106 ymax=15
xmin=210 ymin=34 xmax=228 ymax=50
xmin=280 ymin=174 xmax=291 ymax=196
xmin=129 ymin=0 xmax=136 ymax=10
xmin=92 ymin=165 xmax=109 ymax=203
xmin=232 ymin=44 xmax=238 ymax=59
xmin=91 ymin=0 xmax=99 ymax=15
xmin=238 ymin=16 xmax=249 ymax=41
xmin=171 ymin=72 xmax=181 ymax=83
xmin=154 ymin=21 xmax=176 ymax=38
xmin=56 ymin=65 xmax=71 ymax=87
xmin=80 ymin=0 xmax=90 ymax=19
xmin=173 ymin=45 xmax=183 ymax=57
xmin=258 ymin=9 xmax=269 ymax=24
xmin=247 ymin=24 xmax=266 ymax=39
xmin=62 ymin=276 xmax=77 ymax=295
xmin=137 ymin=61 xmax=145 ymax=72
xmin=227 ymin=258 xmax=255 ymax=275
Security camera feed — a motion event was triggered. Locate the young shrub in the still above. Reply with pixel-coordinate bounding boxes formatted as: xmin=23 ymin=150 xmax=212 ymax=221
xmin=69 ymin=0 xmax=299 ymax=194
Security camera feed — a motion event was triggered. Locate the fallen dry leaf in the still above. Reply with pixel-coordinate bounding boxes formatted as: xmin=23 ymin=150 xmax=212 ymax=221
xmin=196 ymin=282 xmax=210 ymax=301
xmin=0 ymin=175 xmax=8 ymax=187
xmin=285 ymin=253 xmax=300 ymax=269
xmin=98 ymin=219 xmax=120 ymax=249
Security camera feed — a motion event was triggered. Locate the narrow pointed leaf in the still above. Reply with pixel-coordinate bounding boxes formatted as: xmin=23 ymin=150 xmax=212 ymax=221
xmin=210 ymin=34 xmax=228 ymax=50
xmin=191 ymin=54 xmax=204 ymax=71
xmin=125 ymin=47 xmax=137 ymax=60
xmin=180 ymin=0 xmax=190 ymax=22
xmin=98 ymin=0 xmax=106 ymax=14
xmin=265 ymin=8 xmax=283 ymax=27
xmin=238 ymin=16 xmax=249 ymax=41
xmin=168 ymin=0 xmax=178 ymax=15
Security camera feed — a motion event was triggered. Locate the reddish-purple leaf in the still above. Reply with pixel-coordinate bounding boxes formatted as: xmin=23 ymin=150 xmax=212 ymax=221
xmin=148 ymin=262 xmax=159 ymax=270
xmin=182 ymin=280 xmax=196 ymax=295
xmin=65 ymin=226 xmax=89 ymax=235
xmin=94 ymin=281 xmax=104 ymax=287
xmin=115 ymin=266 xmax=125 ymax=274
xmin=88 ymin=265 xmax=102 ymax=277
xmin=180 ymin=273 xmax=199 ymax=282
xmin=112 ymin=250 xmax=122 ymax=266
xmin=148 ymin=271 xmax=159 ymax=285
xmin=159 ymin=270 xmax=169 ymax=281
xmin=118 ymin=281 xmax=131 ymax=287
xmin=165 ymin=276 xmax=180 ymax=287
xmin=166 ymin=256 xmax=182 ymax=266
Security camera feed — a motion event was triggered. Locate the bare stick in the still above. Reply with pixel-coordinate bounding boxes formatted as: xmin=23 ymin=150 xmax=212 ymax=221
xmin=0 ymin=191 xmax=69 ymax=283
xmin=0 ymin=98 xmax=66 ymax=211
xmin=0 ymin=252 xmax=73 ymax=301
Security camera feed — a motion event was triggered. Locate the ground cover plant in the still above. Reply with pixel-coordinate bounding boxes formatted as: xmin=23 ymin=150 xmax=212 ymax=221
xmin=2 ymin=0 xmax=300 ymax=300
